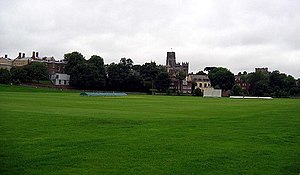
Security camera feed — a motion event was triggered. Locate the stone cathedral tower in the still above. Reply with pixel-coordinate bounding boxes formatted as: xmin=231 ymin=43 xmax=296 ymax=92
xmin=165 ymin=51 xmax=189 ymax=76
xmin=166 ymin=52 xmax=176 ymax=67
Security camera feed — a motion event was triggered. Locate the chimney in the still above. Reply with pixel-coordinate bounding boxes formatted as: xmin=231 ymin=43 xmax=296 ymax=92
xmin=32 ymin=51 xmax=36 ymax=59
xmin=18 ymin=52 xmax=22 ymax=58
xmin=36 ymin=52 xmax=39 ymax=58
xmin=5 ymin=54 xmax=7 ymax=58
xmin=22 ymin=53 xmax=25 ymax=58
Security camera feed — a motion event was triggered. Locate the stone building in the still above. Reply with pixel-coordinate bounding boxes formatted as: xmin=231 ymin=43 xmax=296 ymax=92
xmin=12 ymin=52 xmax=31 ymax=67
xmin=166 ymin=52 xmax=189 ymax=77
xmin=165 ymin=52 xmax=191 ymax=93
xmin=0 ymin=54 xmax=13 ymax=70
xmin=255 ymin=67 xmax=269 ymax=73
xmin=8 ymin=51 xmax=69 ymax=86
xmin=187 ymin=74 xmax=212 ymax=92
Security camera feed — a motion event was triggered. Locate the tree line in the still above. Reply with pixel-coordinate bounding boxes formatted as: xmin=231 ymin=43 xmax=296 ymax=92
xmin=64 ymin=52 xmax=171 ymax=92
xmin=233 ymin=70 xmax=300 ymax=97
xmin=0 ymin=62 xmax=48 ymax=84
xmin=1 ymin=51 xmax=299 ymax=97
xmin=198 ymin=67 xmax=300 ymax=97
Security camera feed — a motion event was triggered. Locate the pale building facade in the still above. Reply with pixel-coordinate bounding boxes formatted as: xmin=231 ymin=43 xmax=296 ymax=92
xmin=0 ymin=55 xmax=13 ymax=70
xmin=188 ymin=74 xmax=212 ymax=92
xmin=12 ymin=53 xmax=32 ymax=67
xmin=50 ymin=73 xmax=70 ymax=86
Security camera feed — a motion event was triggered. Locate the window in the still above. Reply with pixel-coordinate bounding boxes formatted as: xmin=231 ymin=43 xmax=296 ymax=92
xmin=59 ymin=80 xmax=61 ymax=84
xmin=56 ymin=75 xmax=59 ymax=79
xmin=204 ymin=83 xmax=207 ymax=87
xmin=64 ymin=80 xmax=66 ymax=85
xmin=199 ymin=83 xmax=202 ymax=87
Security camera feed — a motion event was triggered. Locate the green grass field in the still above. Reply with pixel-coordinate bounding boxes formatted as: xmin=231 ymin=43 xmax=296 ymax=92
xmin=0 ymin=84 xmax=299 ymax=174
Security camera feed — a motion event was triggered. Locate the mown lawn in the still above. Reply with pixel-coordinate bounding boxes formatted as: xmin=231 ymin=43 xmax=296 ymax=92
xmin=0 ymin=84 xmax=299 ymax=174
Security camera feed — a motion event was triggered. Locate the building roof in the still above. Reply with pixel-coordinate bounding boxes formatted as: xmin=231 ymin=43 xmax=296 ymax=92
xmin=0 ymin=57 xmax=12 ymax=61
xmin=189 ymin=74 xmax=210 ymax=82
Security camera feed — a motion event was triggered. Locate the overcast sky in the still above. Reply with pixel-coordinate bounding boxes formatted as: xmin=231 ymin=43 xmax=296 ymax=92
xmin=0 ymin=0 xmax=299 ymax=77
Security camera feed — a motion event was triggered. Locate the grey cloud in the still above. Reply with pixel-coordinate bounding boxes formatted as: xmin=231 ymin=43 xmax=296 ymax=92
xmin=0 ymin=0 xmax=299 ymax=77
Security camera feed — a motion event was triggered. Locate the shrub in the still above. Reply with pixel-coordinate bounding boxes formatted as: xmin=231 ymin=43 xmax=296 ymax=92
xmin=0 ymin=68 xmax=11 ymax=84
xmin=194 ymin=88 xmax=203 ymax=96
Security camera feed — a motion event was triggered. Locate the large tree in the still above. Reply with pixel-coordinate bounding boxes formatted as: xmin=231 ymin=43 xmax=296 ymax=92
xmin=246 ymin=71 xmax=269 ymax=96
xmin=268 ymin=71 xmax=296 ymax=97
xmin=107 ymin=63 xmax=123 ymax=91
xmin=156 ymin=71 xmax=171 ymax=92
xmin=64 ymin=51 xmax=85 ymax=75
xmin=27 ymin=62 xmax=48 ymax=83
xmin=70 ymin=55 xmax=106 ymax=90
xmin=11 ymin=67 xmax=29 ymax=83
xmin=107 ymin=58 xmax=135 ymax=91
xmin=140 ymin=62 xmax=159 ymax=92
xmin=88 ymin=55 xmax=106 ymax=89
xmin=208 ymin=67 xmax=235 ymax=91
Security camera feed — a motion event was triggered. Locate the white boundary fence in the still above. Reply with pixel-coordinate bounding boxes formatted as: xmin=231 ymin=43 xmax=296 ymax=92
xmin=230 ymin=96 xmax=273 ymax=99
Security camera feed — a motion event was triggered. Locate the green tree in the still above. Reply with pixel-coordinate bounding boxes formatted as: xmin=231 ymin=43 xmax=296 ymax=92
xmin=231 ymin=84 xmax=243 ymax=96
xmin=64 ymin=51 xmax=85 ymax=75
xmin=194 ymin=88 xmax=202 ymax=96
xmin=140 ymin=62 xmax=159 ymax=92
xmin=88 ymin=55 xmax=106 ymax=89
xmin=11 ymin=67 xmax=29 ymax=83
xmin=204 ymin=67 xmax=216 ymax=72
xmin=89 ymin=55 xmax=104 ymax=68
xmin=70 ymin=55 xmax=107 ymax=90
xmin=124 ymin=74 xmax=144 ymax=92
xmin=208 ymin=67 xmax=235 ymax=91
xmin=70 ymin=63 xmax=99 ymax=89
xmin=107 ymin=58 xmax=135 ymax=91
xmin=107 ymin=63 xmax=123 ymax=91
xmin=10 ymin=63 xmax=48 ymax=83
xmin=156 ymin=72 xmax=171 ymax=92
xmin=120 ymin=57 xmax=133 ymax=68
xmin=0 ymin=68 xmax=11 ymax=84
xmin=27 ymin=62 xmax=48 ymax=83
xmin=119 ymin=58 xmax=134 ymax=90
xmin=241 ymin=70 xmax=297 ymax=97
xmin=268 ymin=71 xmax=296 ymax=97
xmin=247 ymin=72 xmax=269 ymax=96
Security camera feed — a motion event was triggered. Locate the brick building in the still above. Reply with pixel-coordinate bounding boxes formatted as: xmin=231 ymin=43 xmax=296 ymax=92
xmin=235 ymin=75 xmax=250 ymax=92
